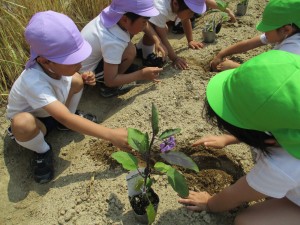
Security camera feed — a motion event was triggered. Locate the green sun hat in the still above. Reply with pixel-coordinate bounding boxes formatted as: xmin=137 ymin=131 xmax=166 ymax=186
xmin=206 ymin=50 xmax=300 ymax=159
xmin=256 ymin=0 xmax=300 ymax=32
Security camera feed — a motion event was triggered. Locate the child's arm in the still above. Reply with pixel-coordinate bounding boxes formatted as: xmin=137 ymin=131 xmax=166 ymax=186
xmin=210 ymin=35 xmax=264 ymax=71
xmin=143 ymin=22 xmax=168 ymax=59
xmin=192 ymin=134 xmax=239 ymax=149
xmin=103 ymin=63 xmax=162 ymax=87
xmin=43 ymin=101 xmax=129 ymax=149
xmin=178 ymin=176 xmax=267 ymax=212
xmin=154 ymin=26 xmax=188 ymax=70
xmin=205 ymin=0 xmax=237 ymax=22
xmin=181 ymin=19 xmax=204 ymax=49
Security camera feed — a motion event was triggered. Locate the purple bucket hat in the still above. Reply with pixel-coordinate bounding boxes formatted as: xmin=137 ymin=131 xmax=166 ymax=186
xmin=25 ymin=11 xmax=92 ymax=69
xmin=100 ymin=0 xmax=159 ymax=28
xmin=184 ymin=0 xmax=206 ymax=14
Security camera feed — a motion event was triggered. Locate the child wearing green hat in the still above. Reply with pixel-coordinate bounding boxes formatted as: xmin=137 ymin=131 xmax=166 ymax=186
xmin=178 ymin=50 xmax=300 ymax=224
xmin=203 ymin=0 xmax=300 ymax=149
xmin=210 ymin=0 xmax=300 ymax=71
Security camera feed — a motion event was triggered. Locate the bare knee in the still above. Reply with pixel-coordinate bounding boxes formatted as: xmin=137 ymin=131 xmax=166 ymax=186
xmin=234 ymin=210 xmax=262 ymax=225
xmin=234 ymin=212 xmax=251 ymax=225
xmin=70 ymin=73 xmax=84 ymax=94
xmin=123 ymin=42 xmax=136 ymax=62
xmin=11 ymin=113 xmax=40 ymax=140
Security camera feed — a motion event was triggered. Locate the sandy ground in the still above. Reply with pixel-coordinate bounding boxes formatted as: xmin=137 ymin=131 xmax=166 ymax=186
xmin=0 ymin=1 xmax=269 ymax=224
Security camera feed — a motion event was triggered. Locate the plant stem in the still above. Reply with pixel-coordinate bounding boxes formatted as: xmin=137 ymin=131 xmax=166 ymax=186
xmin=143 ymin=132 xmax=155 ymax=192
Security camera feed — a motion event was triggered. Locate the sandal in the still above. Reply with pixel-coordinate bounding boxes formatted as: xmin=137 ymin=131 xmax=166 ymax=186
xmin=75 ymin=110 xmax=98 ymax=123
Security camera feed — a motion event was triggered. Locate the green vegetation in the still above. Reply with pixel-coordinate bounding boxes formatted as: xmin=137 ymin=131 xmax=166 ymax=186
xmin=0 ymin=0 xmax=111 ymax=105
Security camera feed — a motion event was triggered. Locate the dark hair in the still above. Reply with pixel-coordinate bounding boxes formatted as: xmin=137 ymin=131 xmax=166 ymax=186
xmin=203 ymin=98 xmax=273 ymax=155
xmin=124 ymin=12 xmax=150 ymax=23
xmin=176 ymin=0 xmax=189 ymax=12
xmin=291 ymin=23 xmax=300 ymax=34
xmin=278 ymin=23 xmax=300 ymax=35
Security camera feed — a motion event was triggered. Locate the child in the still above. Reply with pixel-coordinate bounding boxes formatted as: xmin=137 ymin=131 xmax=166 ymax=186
xmin=171 ymin=0 xmax=237 ymax=35
xmin=203 ymin=0 xmax=300 ymax=148
xmin=178 ymin=50 xmax=300 ymax=224
xmin=6 ymin=11 xmax=129 ymax=184
xmin=210 ymin=0 xmax=300 ymax=71
xmin=136 ymin=0 xmax=207 ymax=70
xmin=80 ymin=0 xmax=163 ymax=98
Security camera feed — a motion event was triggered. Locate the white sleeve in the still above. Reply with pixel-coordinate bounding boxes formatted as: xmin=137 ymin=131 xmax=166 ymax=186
xmin=149 ymin=14 xmax=168 ymax=28
xmin=246 ymin=152 xmax=297 ymax=198
xmin=101 ymin=37 xmax=126 ymax=65
xmin=260 ymin=33 xmax=268 ymax=44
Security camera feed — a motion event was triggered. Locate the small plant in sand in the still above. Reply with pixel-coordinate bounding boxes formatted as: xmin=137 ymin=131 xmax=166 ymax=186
xmin=236 ymin=0 xmax=249 ymax=16
xmin=112 ymin=103 xmax=199 ymax=224
xmin=203 ymin=0 xmax=230 ymax=33
xmin=238 ymin=0 xmax=248 ymax=5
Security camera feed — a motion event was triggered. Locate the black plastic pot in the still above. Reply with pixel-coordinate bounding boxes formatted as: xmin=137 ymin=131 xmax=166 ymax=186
xmin=236 ymin=3 xmax=247 ymax=16
xmin=129 ymin=188 xmax=160 ymax=224
xmin=202 ymin=30 xmax=216 ymax=43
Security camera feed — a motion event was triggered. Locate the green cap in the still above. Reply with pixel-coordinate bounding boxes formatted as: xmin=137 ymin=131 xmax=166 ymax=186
xmin=206 ymin=50 xmax=300 ymax=159
xmin=256 ymin=0 xmax=300 ymax=32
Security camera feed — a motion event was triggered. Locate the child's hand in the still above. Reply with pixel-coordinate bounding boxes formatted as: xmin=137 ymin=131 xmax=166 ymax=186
xmin=82 ymin=71 xmax=96 ymax=86
xmin=188 ymin=40 xmax=204 ymax=49
xmin=225 ymin=8 xmax=237 ymax=23
xmin=141 ymin=67 xmax=163 ymax=82
xmin=155 ymin=42 xmax=168 ymax=61
xmin=216 ymin=58 xmax=240 ymax=71
xmin=192 ymin=134 xmax=237 ymax=149
xmin=173 ymin=57 xmax=188 ymax=70
xmin=210 ymin=56 xmax=223 ymax=71
xmin=109 ymin=128 xmax=131 ymax=150
xmin=178 ymin=191 xmax=212 ymax=211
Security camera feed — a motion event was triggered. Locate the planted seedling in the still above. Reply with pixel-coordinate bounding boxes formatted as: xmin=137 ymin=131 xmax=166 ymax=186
xmin=112 ymin=103 xmax=199 ymax=224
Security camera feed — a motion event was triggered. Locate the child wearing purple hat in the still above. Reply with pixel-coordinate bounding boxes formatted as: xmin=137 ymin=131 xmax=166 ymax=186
xmin=80 ymin=0 xmax=163 ymax=98
xmin=6 ymin=11 xmax=129 ymax=184
xmin=136 ymin=0 xmax=206 ymax=70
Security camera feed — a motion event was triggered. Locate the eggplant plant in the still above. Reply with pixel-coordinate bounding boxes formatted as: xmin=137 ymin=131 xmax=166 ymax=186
xmin=203 ymin=0 xmax=230 ymax=34
xmin=112 ymin=103 xmax=199 ymax=224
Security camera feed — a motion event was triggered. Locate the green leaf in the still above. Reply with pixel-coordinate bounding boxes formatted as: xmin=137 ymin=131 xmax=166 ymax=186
xmin=135 ymin=177 xmax=153 ymax=191
xmin=159 ymin=128 xmax=181 ymax=140
xmin=146 ymin=203 xmax=156 ymax=224
xmin=160 ymin=151 xmax=199 ymax=172
xmin=135 ymin=178 xmax=144 ymax=191
xmin=151 ymin=103 xmax=159 ymax=136
xmin=154 ymin=162 xmax=172 ymax=173
xmin=111 ymin=151 xmax=138 ymax=171
xmin=216 ymin=0 xmax=228 ymax=11
xmin=167 ymin=168 xmax=189 ymax=197
xmin=128 ymin=128 xmax=149 ymax=153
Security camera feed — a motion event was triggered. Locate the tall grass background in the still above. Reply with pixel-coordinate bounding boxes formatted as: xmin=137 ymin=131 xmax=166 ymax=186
xmin=0 ymin=0 xmax=111 ymax=106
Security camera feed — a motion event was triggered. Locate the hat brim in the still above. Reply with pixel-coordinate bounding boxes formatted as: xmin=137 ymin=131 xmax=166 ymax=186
xmin=206 ymin=68 xmax=245 ymax=129
xmin=256 ymin=21 xmax=280 ymax=32
xmin=185 ymin=1 xmax=206 ymax=14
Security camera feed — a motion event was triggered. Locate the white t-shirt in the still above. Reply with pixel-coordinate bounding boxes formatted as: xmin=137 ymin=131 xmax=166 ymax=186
xmin=80 ymin=15 xmax=130 ymax=73
xmin=247 ymin=147 xmax=300 ymax=206
xmin=149 ymin=0 xmax=177 ymax=28
xmin=6 ymin=63 xmax=72 ymax=119
xmin=260 ymin=33 xmax=300 ymax=55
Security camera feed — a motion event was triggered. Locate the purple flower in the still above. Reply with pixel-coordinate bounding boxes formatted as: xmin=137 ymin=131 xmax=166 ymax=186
xmin=160 ymin=136 xmax=176 ymax=153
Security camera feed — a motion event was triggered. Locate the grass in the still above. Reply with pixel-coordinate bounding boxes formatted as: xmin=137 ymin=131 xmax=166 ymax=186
xmin=0 ymin=0 xmax=111 ymax=106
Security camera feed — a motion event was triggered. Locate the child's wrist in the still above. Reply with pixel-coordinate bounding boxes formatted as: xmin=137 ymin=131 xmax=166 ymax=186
xmin=205 ymin=198 xmax=212 ymax=212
